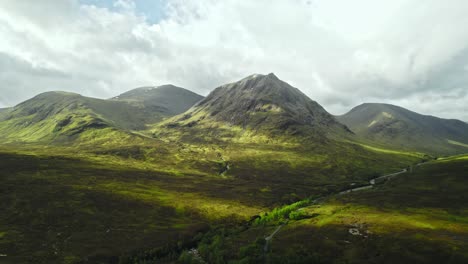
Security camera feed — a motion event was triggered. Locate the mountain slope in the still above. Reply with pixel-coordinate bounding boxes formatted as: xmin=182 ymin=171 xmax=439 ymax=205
xmin=0 ymin=107 xmax=10 ymax=119
xmin=0 ymin=91 xmax=161 ymax=143
xmin=157 ymin=73 xmax=350 ymax=140
xmin=337 ymin=103 xmax=468 ymax=155
xmin=193 ymin=155 xmax=468 ymax=263
xmin=112 ymin=84 xmax=203 ymax=116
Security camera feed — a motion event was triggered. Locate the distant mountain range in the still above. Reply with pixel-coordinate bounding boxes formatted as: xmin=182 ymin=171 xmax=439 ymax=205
xmin=0 ymin=74 xmax=466 ymax=155
xmin=337 ymin=103 xmax=468 ymax=155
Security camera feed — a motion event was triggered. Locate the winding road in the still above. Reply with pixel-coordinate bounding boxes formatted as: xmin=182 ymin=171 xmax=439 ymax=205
xmin=264 ymin=224 xmax=285 ymax=252
xmin=263 ymin=164 xmax=421 ymax=252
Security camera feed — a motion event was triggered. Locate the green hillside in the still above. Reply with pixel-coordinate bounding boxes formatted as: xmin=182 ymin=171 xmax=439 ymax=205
xmin=0 ymin=91 xmax=164 ymax=144
xmin=0 ymin=84 xmax=204 ymax=145
xmin=176 ymin=155 xmax=468 ymax=264
xmin=337 ymin=103 xmax=468 ymax=155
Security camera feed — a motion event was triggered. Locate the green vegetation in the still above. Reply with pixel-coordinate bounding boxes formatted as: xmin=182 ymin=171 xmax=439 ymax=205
xmin=448 ymin=139 xmax=468 ymax=148
xmin=186 ymin=155 xmax=468 ymax=263
xmin=0 ymin=128 xmax=424 ymax=263
xmin=0 ymin=86 xmax=202 ymax=145
xmin=254 ymin=199 xmax=312 ymax=226
xmin=0 ymin=149 xmax=264 ymax=263
xmin=1 ymin=74 xmax=465 ymax=263
xmin=348 ymin=140 xmax=426 ymax=158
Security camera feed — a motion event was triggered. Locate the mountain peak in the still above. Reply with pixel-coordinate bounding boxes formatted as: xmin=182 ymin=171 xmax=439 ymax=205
xmin=242 ymin=72 xmax=278 ymax=81
xmin=35 ymin=91 xmax=82 ymax=99
xmin=113 ymin=84 xmax=203 ymax=115
xmin=266 ymin=72 xmax=279 ymax=79
xmin=219 ymin=73 xmax=296 ymax=99
xmin=167 ymin=73 xmax=350 ymax=137
xmin=240 ymin=72 xmax=280 ymax=83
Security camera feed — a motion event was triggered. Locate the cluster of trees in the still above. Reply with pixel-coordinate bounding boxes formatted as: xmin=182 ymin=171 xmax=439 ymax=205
xmin=178 ymin=235 xmax=266 ymax=264
xmin=254 ymin=198 xmax=312 ymax=225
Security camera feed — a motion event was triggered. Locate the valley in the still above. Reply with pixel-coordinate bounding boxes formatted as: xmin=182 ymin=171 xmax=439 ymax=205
xmin=0 ymin=73 xmax=466 ymax=264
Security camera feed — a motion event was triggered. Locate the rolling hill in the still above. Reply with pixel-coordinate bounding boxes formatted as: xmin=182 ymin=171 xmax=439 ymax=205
xmin=337 ymin=103 xmax=468 ymax=155
xmin=112 ymin=84 xmax=203 ymax=116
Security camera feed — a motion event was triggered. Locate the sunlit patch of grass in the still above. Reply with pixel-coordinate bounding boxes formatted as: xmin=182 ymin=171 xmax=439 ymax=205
xmin=10 ymin=146 xmax=263 ymax=220
xmin=72 ymin=180 xmax=263 ymax=221
xmin=345 ymin=140 xmax=425 ymax=158
xmin=436 ymin=154 xmax=468 ymax=162
xmin=299 ymin=203 xmax=468 ymax=234
xmin=447 ymin=139 xmax=468 ymax=148
xmin=225 ymin=144 xmax=328 ymax=169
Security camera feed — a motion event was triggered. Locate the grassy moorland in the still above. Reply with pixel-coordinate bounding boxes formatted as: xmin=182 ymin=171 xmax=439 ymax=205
xmin=182 ymin=154 xmax=468 ymax=263
xmin=0 ymin=148 xmax=261 ymax=264
xmin=0 ymin=128 xmax=425 ymax=264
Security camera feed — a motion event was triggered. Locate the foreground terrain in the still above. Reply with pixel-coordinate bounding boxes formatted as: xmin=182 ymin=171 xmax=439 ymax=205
xmin=178 ymin=155 xmax=468 ymax=263
xmin=0 ymin=134 xmax=422 ymax=263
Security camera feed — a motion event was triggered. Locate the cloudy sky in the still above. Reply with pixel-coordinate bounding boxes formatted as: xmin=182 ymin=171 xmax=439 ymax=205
xmin=1 ymin=0 xmax=467 ymax=121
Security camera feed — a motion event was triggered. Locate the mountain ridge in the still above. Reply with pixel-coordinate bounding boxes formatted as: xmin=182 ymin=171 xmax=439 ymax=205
xmin=0 ymin=85 xmax=202 ymax=144
xmin=337 ymin=103 xmax=468 ymax=155
xmin=0 ymin=76 xmax=467 ymax=155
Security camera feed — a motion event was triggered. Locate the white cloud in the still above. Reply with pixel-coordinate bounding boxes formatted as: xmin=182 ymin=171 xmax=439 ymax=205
xmin=0 ymin=0 xmax=467 ymax=121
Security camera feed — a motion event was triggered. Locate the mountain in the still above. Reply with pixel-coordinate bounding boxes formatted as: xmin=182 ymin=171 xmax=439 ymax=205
xmin=112 ymin=84 xmax=204 ymax=116
xmin=158 ymin=73 xmax=350 ymax=139
xmin=0 ymin=85 xmax=204 ymax=144
xmin=337 ymin=103 xmax=468 ymax=155
xmin=0 ymin=107 xmax=10 ymax=113
xmin=0 ymin=91 xmax=163 ymax=143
